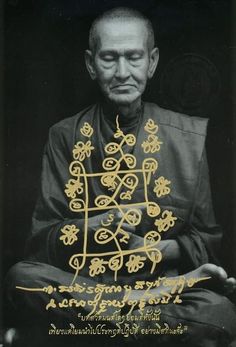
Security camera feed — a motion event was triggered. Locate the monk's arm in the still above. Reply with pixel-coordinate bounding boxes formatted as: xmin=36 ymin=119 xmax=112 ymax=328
xmin=124 ymin=150 xmax=222 ymax=271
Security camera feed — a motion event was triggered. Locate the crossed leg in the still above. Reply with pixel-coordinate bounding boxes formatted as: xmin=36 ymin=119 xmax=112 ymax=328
xmin=4 ymin=261 xmax=236 ymax=347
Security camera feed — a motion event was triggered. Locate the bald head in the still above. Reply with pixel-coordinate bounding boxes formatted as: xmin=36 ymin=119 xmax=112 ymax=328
xmin=85 ymin=7 xmax=159 ymax=109
xmin=89 ymin=7 xmax=155 ymax=55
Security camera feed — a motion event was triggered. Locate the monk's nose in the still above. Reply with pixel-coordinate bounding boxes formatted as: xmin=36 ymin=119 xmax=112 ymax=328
xmin=115 ymin=57 xmax=130 ymax=80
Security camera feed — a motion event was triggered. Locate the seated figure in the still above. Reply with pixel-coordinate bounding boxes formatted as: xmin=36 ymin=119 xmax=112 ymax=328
xmin=5 ymin=7 xmax=236 ymax=347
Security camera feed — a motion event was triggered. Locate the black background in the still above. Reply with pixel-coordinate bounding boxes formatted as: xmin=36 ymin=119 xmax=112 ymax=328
xmin=3 ymin=0 xmax=236 ymax=283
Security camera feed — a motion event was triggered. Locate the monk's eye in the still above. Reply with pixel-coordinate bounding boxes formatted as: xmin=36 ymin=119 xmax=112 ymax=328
xmin=102 ymin=55 xmax=116 ymax=62
xmin=128 ymin=54 xmax=142 ymax=61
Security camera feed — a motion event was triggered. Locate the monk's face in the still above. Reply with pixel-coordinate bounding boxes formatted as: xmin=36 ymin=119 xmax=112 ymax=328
xmin=87 ymin=19 xmax=158 ymax=106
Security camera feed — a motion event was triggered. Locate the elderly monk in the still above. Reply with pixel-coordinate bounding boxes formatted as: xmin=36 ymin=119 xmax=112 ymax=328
xmin=5 ymin=7 xmax=236 ymax=347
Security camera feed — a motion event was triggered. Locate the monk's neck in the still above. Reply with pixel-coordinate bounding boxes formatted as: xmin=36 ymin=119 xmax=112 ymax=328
xmin=102 ymin=98 xmax=142 ymax=127
xmin=116 ymin=98 xmax=141 ymax=117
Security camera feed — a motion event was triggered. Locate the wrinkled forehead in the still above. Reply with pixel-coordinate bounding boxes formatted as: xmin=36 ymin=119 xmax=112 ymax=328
xmin=94 ymin=18 xmax=149 ymax=53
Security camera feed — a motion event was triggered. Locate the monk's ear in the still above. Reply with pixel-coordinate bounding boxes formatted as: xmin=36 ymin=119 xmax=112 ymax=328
xmin=148 ymin=47 xmax=159 ymax=79
xmin=85 ymin=50 xmax=97 ymax=80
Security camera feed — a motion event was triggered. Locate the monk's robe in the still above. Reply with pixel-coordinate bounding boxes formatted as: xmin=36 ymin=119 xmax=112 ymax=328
xmin=5 ymin=102 xmax=236 ymax=347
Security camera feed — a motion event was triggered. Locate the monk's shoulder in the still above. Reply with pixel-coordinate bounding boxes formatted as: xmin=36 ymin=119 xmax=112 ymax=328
xmin=43 ymin=104 xmax=97 ymax=154
xmin=49 ymin=104 xmax=96 ymax=137
xmin=144 ymin=102 xmax=208 ymax=136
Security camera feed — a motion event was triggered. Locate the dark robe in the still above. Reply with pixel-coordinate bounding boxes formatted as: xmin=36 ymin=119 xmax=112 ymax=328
xmin=26 ymin=102 xmax=221 ymax=271
xmin=5 ymin=102 xmax=236 ymax=347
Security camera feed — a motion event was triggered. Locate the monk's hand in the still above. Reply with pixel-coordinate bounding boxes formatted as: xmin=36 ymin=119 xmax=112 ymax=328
xmin=112 ymin=209 xmax=136 ymax=234
xmin=85 ymin=208 xmax=144 ymax=255
xmin=109 ymin=205 xmax=147 ymax=235
xmin=109 ymin=207 xmax=148 ymax=248
xmin=224 ymin=277 xmax=236 ymax=294
xmin=191 ymin=264 xmax=236 ymax=295
xmin=86 ymin=209 xmax=137 ymax=237
xmin=155 ymin=240 xmax=181 ymax=262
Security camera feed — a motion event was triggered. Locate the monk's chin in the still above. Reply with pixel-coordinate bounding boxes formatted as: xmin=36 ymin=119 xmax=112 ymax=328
xmin=106 ymin=92 xmax=141 ymax=107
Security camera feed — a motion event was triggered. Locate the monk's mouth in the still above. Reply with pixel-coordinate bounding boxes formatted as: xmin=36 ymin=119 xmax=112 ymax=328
xmin=111 ymin=84 xmax=136 ymax=88
xmin=111 ymin=85 xmax=137 ymax=91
